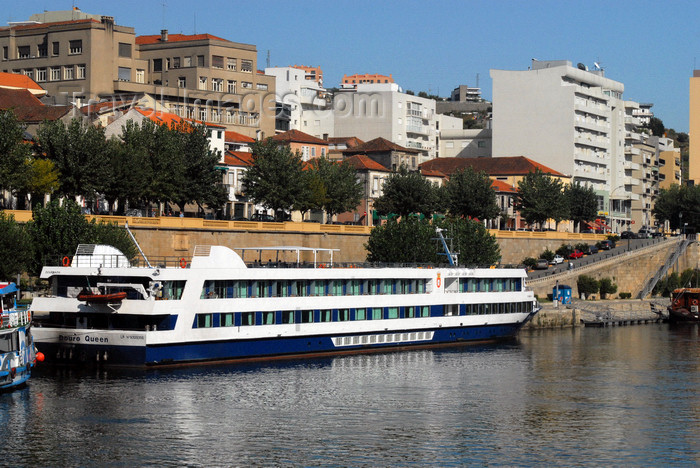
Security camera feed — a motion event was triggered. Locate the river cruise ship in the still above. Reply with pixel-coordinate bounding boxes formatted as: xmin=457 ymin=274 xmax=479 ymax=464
xmin=31 ymin=244 xmax=539 ymax=367
xmin=0 ymin=282 xmax=38 ymax=389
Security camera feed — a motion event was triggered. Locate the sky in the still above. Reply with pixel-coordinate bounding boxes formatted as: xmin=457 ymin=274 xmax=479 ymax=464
xmin=5 ymin=0 xmax=700 ymax=132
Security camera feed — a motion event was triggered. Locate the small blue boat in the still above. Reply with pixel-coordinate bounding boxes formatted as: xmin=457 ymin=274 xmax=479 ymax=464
xmin=0 ymin=282 xmax=39 ymax=391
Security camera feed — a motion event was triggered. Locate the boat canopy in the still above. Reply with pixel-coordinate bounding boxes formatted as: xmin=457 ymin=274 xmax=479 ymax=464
xmin=235 ymin=246 xmax=339 ymax=266
xmin=0 ymin=282 xmax=18 ymax=295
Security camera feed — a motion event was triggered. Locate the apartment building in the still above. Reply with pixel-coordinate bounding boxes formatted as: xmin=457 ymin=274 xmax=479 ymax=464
xmin=291 ymin=65 xmax=323 ymax=85
xmin=0 ymin=8 xmax=275 ymax=138
xmin=657 ymin=137 xmax=681 ymax=190
xmin=341 ymin=73 xmax=393 ymax=89
xmin=491 ymin=59 xmax=658 ymax=233
xmin=264 ymin=66 xmax=329 ymax=133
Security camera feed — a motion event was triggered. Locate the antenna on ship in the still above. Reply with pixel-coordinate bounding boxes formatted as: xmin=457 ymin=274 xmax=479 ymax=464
xmin=125 ymin=222 xmax=152 ymax=268
xmin=435 ymin=227 xmax=458 ymax=266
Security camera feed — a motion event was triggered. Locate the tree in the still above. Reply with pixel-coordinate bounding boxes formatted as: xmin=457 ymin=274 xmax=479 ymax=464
xmin=365 ymin=217 xmax=438 ymax=263
xmin=577 ymin=275 xmax=600 ymax=299
xmin=373 ymin=166 xmax=438 ymax=217
xmin=646 ymin=117 xmax=665 ymax=137
xmin=26 ymin=158 xmax=59 ymax=208
xmin=311 ymin=157 xmax=363 ymax=223
xmin=0 ymin=212 xmax=32 ymax=280
xmin=444 ymin=167 xmax=499 ymax=220
xmin=0 ymin=110 xmax=32 ymax=204
xmin=515 ymin=170 xmax=568 ymax=228
xmin=564 ymin=182 xmax=598 ymax=232
xmin=598 ymin=277 xmax=617 ymax=299
xmin=438 ymin=217 xmax=500 ymax=265
xmin=293 ymin=169 xmax=326 ymax=220
xmin=653 ymin=184 xmax=700 ymax=232
xmin=242 ymin=138 xmax=306 ymax=220
xmin=35 ymin=118 xmax=109 ymax=200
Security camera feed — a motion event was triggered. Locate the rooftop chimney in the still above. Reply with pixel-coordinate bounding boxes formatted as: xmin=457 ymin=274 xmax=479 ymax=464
xmin=160 ymin=29 xmax=168 ymax=42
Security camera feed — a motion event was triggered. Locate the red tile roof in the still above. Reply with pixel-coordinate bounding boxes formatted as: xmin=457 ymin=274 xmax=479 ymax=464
xmin=271 ymin=129 xmax=328 ymax=145
xmin=327 ymin=136 xmax=364 ymax=148
xmin=136 ymin=33 xmax=229 ymax=45
xmin=80 ymin=99 xmax=134 ymax=115
xmin=343 ymin=137 xmax=420 ymax=155
xmin=12 ymin=105 xmax=72 ymax=122
xmin=0 ymin=88 xmax=43 ymax=109
xmin=344 ymin=155 xmax=391 ymax=172
xmin=491 ymin=180 xmax=517 ymax=193
xmin=0 ymin=72 xmax=45 ymax=93
xmin=223 ymin=151 xmax=254 ymax=167
xmin=134 ymin=107 xmax=225 ymax=129
xmin=225 ymin=130 xmax=255 ymax=144
xmin=420 ymin=167 xmax=446 ymax=178
xmin=419 ymin=156 xmax=566 ymax=177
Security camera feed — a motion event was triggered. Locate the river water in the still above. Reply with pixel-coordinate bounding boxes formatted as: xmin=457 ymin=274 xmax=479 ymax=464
xmin=3 ymin=325 xmax=700 ymax=466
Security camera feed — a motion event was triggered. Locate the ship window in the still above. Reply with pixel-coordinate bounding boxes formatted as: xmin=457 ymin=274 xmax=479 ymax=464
xmin=161 ymin=280 xmax=185 ymax=300
xmin=367 ymin=279 xmax=379 ymax=295
xmin=262 ymin=311 xmax=274 ymax=325
xmin=371 ymin=308 xmax=382 ymax=320
xmin=347 ymin=280 xmax=360 ymax=295
xmin=405 ymin=306 xmax=415 ymax=318
xmin=300 ymin=310 xmax=313 ymax=323
xmin=386 ymin=307 xmax=399 ymax=319
xmin=355 ymin=308 xmax=366 ymax=320
xmin=294 ymin=280 xmax=306 ymax=297
xmin=338 ymin=309 xmax=350 ymax=321
xmin=330 ymin=280 xmax=342 ymax=296
xmin=282 ymin=310 xmax=294 ymax=324
xmin=319 ymin=310 xmax=332 ymax=322
xmin=234 ymin=281 xmax=248 ymax=298
xmin=0 ymin=332 xmax=17 ymax=352
xmin=197 ymin=314 xmax=212 ymax=328
xmin=312 ymin=281 xmax=325 ymax=296
xmin=417 ymin=280 xmax=426 ymax=294
xmin=277 ymin=280 xmax=290 ymax=297
xmin=382 ymin=280 xmax=392 ymax=295
xmin=221 ymin=313 xmax=234 ymax=327
xmin=420 ymin=306 xmax=430 ymax=317
xmin=241 ymin=312 xmax=254 ymax=326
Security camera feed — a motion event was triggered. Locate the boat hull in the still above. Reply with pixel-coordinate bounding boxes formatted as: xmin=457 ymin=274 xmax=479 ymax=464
xmin=668 ymin=307 xmax=700 ymax=324
xmin=33 ymin=320 xmax=530 ymax=368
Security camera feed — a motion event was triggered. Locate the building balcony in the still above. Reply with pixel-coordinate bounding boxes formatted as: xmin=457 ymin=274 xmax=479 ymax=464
xmin=624 ymin=176 xmax=640 ymax=185
xmin=406 ymin=125 xmax=429 ymax=135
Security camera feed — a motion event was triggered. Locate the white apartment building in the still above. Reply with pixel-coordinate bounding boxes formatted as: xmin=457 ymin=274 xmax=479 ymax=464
xmin=264 ymin=66 xmax=329 ymax=133
xmin=491 ymin=59 xmax=657 ymax=233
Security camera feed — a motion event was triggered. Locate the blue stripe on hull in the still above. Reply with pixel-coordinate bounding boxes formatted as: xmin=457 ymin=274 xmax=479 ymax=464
xmin=38 ymin=323 xmax=525 ymax=367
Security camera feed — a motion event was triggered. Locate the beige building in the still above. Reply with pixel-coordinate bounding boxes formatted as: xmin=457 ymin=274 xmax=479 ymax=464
xmin=0 ymin=8 xmax=275 ymax=139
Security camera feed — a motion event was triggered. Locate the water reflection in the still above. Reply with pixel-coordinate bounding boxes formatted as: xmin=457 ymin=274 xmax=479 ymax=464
xmin=3 ymin=326 xmax=700 ymax=465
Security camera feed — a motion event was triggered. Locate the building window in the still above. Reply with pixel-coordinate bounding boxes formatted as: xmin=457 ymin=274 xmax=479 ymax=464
xmin=52 ymin=42 xmax=59 ymax=56
xmin=212 ymin=78 xmax=223 ymax=92
xmin=256 ymin=83 xmax=268 ymax=91
xmin=227 ymin=58 xmax=236 ymax=70
xmin=23 ymin=69 xmax=33 ymax=79
xmin=153 ymin=59 xmax=162 ymax=72
xmin=64 ymin=66 xmax=73 ymax=80
xmin=118 ymin=42 xmax=131 ymax=58
xmin=477 ymin=141 xmax=486 ymax=148
xmin=2 ymin=46 xmax=7 ymax=60
xmin=241 ymin=59 xmax=253 ymax=72
xmin=118 ymin=67 xmax=131 ymax=81
xmin=36 ymin=68 xmax=47 ymax=82
xmin=178 ymin=76 xmax=186 ymax=88
xmin=227 ymin=80 xmax=236 ymax=93
xmin=212 ymin=55 xmax=223 ymax=69
xmin=199 ymin=108 xmax=207 ymax=121
xmin=135 ymin=69 xmax=144 ymax=83
xmin=69 ymin=40 xmax=82 ymax=55
xmin=17 ymin=46 xmax=30 ymax=59
xmin=76 ymin=64 xmax=86 ymax=79
xmin=197 ymin=55 xmax=204 ymax=67
xmin=242 ymin=81 xmax=252 ymax=89
xmin=172 ymin=56 xmax=180 ymax=68
xmin=184 ymin=56 xmax=192 ymax=67
xmin=50 ymin=67 xmax=61 ymax=81
xmin=37 ymin=44 xmax=47 ymax=57
xmin=199 ymin=77 xmax=207 ymax=90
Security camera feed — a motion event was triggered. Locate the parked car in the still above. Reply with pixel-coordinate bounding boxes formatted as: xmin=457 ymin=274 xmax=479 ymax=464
xmin=587 ymin=244 xmax=599 ymax=255
xmin=598 ymin=240 xmax=614 ymax=250
xmin=569 ymin=250 xmax=584 ymax=259
xmin=620 ymin=231 xmax=636 ymax=239
xmin=250 ymin=213 xmax=276 ymax=222
xmin=550 ymin=254 xmax=565 ymax=265
xmin=637 ymin=227 xmax=653 ymax=239
xmin=535 ymin=259 xmax=549 ymax=270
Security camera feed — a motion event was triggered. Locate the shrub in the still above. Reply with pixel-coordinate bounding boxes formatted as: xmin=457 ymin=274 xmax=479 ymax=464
xmin=540 ymin=248 xmax=555 ymax=262
xmin=556 ymin=244 xmax=574 ymax=257
xmin=599 ymin=277 xmax=618 ymax=299
xmin=574 ymin=242 xmax=589 ymax=253
xmin=522 ymin=257 xmax=537 ymax=269
xmin=577 ymin=275 xmax=600 ymax=298
xmin=607 ymin=234 xmax=620 ymax=243
xmin=619 ymin=292 xmax=631 ymax=299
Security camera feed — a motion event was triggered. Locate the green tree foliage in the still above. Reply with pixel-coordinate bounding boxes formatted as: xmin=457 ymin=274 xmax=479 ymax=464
xmin=0 ymin=110 xmax=32 ymax=198
xmin=293 ymin=169 xmax=326 ymax=219
xmin=653 ymin=268 xmax=700 ymax=296
xmin=373 ymin=166 xmax=438 ymax=217
xmin=577 ymin=275 xmax=600 ymax=298
xmin=438 ymin=217 xmax=501 ymax=266
xmin=645 ymin=117 xmax=665 ymax=137
xmin=653 ymin=184 xmax=700 ymax=232
xmin=556 ymin=244 xmax=574 ymax=258
xmin=311 ymin=157 xmax=363 ymax=223
xmin=26 ymin=200 xmax=137 ymax=275
xmin=242 ymin=138 xmax=306 ymax=219
xmin=444 ymin=167 xmax=499 ymax=220
xmin=522 ymin=257 xmax=537 ymax=269
xmin=540 ymin=249 xmax=555 ymax=262
xmin=35 ymin=118 xmax=109 ymax=200
xmin=26 ymin=158 xmax=59 ymax=208
xmin=598 ymin=277 xmax=618 ymax=299
xmin=0 ymin=213 xmax=32 ymax=280
xmin=515 ymin=170 xmax=568 ymax=228
xmin=365 ymin=217 xmax=438 ymax=263
xmin=564 ymin=182 xmax=598 ymax=232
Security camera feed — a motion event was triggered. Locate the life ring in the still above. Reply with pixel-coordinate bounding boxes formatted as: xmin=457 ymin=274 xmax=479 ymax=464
xmin=436 ymin=274 xmax=442 ymax=288
xmin=692 ymin=299 xmax=699 ymax=306
xmin=62 ymin=256 xmax=71 ymax=267
xmin=179 ymin=258 xmax=187 ymax=269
